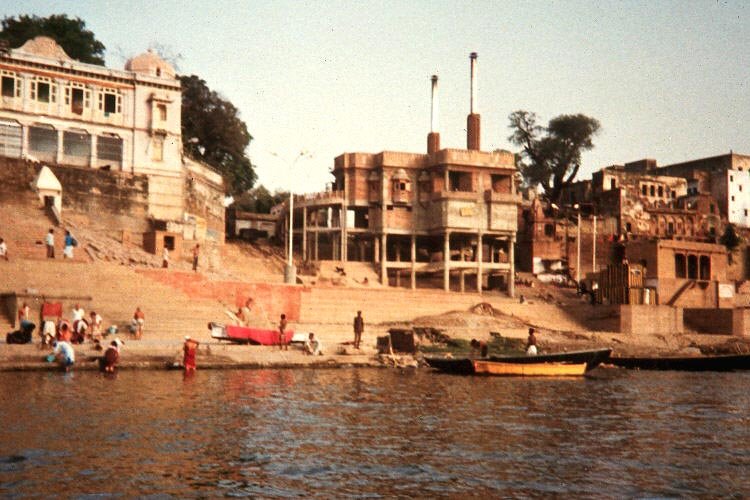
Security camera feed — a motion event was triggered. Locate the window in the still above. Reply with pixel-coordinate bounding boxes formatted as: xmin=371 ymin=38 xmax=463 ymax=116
xmin=699 ymin=256 xmax=710 ymax=281
xmin=28 ymin=125 xmax=57 ymax=156
xmin=65 ymin=84 xmax=90 ymax=115
xmin=625 ymin=222 xmax=632 ymax=233
xmin=731 ymin=195 xmax=735 ymax=202
xmin=448 ymin=171 xmax=473 ymax=192
xmin=744 ymin=209 xmax=748 ymax=216
xmin=63 ymin=130 xmax=91 ymax=159
xmin=0 ymin=120 xmax=22 ymax=158
xmin=98 ymin=90 xmax=122 ymax=116
xmin=675 ymin=254 xmax=686 ymax=278
xmin=97 ymin=134 xmax=123 ymax=164
xmin=610 ymin=179 xmax=616 ymax=190
xmin=1 ymin=72 xmax=18 ymax=98
xmin=650 ymin=185 xmax=655 ymax=197
xmin=491 ymin=174 xmax=509 ymax=193
xmin=740 ymin=185 xmax=743 ymax=192
xmin=151 ymin=135 xmax=164 ymax=161
xmin=710 ymin=204 xmax=715 ymax=214
xmin=544 ymin=224 xmax=554 ymax=237
xmin=668 ymin=222 xmax=674 ymax=235
xmin=31 ymin=77 xmax=56 ymax=103
xmin=157 ymin=104 xmax=167 ymax=121
xmin=641 ymin=185 xmax=647 ymax=196
xmin=658 ymin=186 xmax=663 ymax=197
xmin=687 ymin=255 xmax=698 ymax=279
xmin=730 ymin=175 xmax=734 ymax=182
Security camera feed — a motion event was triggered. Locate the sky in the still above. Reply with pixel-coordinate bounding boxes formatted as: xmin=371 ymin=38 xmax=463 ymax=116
xmin=4 ymin=1 xmax=750 ymax=194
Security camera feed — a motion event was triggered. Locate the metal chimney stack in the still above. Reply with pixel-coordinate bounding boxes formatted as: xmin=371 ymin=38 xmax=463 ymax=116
xmin=467 ymin=52 xmax=481 ymax=151
xmin=427 ymin=75 xmax=440 ymax=154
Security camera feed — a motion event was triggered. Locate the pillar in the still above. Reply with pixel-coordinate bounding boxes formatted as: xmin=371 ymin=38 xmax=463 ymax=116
xmin=89 ymin=134 xmax=97 ymax=168
xmin=460 ymin=270 xmax=465 ymax=293
xmin=410 ymin=234 xmax=416 ymax=290
xmin=340 ymin=204 xmax=347 ymax=262
xmin=508 ymin=236 xmax=516 ymax=298
xmin=476 ymin=232 xmax=483 ymax=293
xmin=302 ymin=207 xmax=307 ymax=261
xmin=374 ymin=236 xmax=380 ymax=264
xmin=380 ymin=233 xmax=387 ymax=285
xmin=56 ymin=129 xmax=64 ymax=163
xmin=21 ymin=124 xmax=29 ymax=158
xmin=443 ymin=231 xmax=450 ymax=291
xmin=314 ymin=230 xmax=319 ymax=261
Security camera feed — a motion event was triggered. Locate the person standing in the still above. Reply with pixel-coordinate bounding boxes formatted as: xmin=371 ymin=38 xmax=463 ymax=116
xmin=63 ymin=230 xmax=74 ymax=259
xmin=0 ymin=237 xmax=8 ymax=261
xmin=192 ymin=244 xmax=200 ymax=272
xmin=45 ymin=229 xmax=55 ymax=258
xmin=162 ymin=247 xmax=169 ymax=268
xmin=133 ymin=307 xmax=145 ymax=339
xmin=89 ymin=311 xmax=103 ymax=341
xmin=526 ymin=327 xmax=538 ymax=356
xmin=278 ymin=314 xmax=288 ymax=350
xmin=183 ymin=336 xmax=199 ymax=372
xmin=17 ymin=302 xmax=30 ymax=325
xmin=353 ymin=310 xmax=364 ymax=350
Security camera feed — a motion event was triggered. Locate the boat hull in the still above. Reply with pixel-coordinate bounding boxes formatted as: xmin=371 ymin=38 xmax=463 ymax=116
xmin=610 ymin=353 xmax=750 ymax=372
xmin=211 ymin=323 xmax=292 ymax=345
xmin=425 ymin=349 xmax=611 ymax=376
xmin=473 ymin=360 xmax=587 ymax=376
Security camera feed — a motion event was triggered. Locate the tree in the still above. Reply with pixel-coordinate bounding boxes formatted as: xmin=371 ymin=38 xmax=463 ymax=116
xmin=508 ymin=111 xmax=600 ymax=204
xmin=719 ymin=223 xmax=743 ymax=264
xmin=234 ymin=185 xmax=288 ymax=213
xmin=0 ymin=14 xmax=105 ymax=65
xmin=180 ymin=75 xmax=256 ymax=195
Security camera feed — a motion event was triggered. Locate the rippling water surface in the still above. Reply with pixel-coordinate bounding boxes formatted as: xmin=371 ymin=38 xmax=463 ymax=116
xmin=1 ymin=368 xmax=750 ymax=498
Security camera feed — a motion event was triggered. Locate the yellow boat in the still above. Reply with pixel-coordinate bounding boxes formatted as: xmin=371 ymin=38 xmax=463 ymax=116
xmin=472 ymin=360 xmax=587 ymax=377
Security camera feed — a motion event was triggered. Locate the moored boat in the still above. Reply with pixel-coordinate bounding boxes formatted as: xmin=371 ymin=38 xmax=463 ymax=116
xmin=425 ymin=348 xmax=612 ymax=376
xmin=209 ymin=322 xmax=293 ymax=345
xmin=610 ymin=353 xmax=750 ymax=372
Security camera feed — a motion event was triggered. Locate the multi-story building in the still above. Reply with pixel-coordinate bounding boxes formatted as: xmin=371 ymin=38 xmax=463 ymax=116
xmin=0 ymin=36 xmax=186 ymax=221
xmin=287 ymin=54 xmax=521 ymax=295
xmin=658 ymin=152 xmax=750 ymax=228
xmin=0 ymin=36 xmax=225 ymax=246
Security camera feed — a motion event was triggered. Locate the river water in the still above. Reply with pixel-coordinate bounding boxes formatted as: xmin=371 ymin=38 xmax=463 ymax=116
xmin=1 ymin=367 xmax=749 ymax=498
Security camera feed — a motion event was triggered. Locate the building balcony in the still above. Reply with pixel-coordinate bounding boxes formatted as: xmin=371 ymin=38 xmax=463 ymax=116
xmin=484 ymin=189 xmax=522 ymax=204
xmin=293 ymin=190 xmax=345 ymax=207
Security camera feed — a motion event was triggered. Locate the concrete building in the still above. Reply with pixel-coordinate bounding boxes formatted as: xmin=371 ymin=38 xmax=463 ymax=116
xmin=0 ymin=36 xmax=225 ymax=247
xmin=286 ymin=54 xmax=521 ymax=295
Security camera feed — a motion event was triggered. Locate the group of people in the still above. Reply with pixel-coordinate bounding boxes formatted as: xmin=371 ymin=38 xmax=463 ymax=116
xmin=44 ymin=228 xmax=77 ymax=259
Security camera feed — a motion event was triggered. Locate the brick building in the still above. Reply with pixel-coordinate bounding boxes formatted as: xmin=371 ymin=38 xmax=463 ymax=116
xmin=284 ymin=54 xmax=521 ymax=295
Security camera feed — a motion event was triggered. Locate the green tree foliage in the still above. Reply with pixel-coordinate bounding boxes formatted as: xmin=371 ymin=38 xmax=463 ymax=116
xmin=719 ymin=223 xmax=743 ymax=263
xmin=0 ymin=14 xmax=105 ymax=65
xmin=180 ymin=75 xmax=256 ymax=195
xmin=508 ymin=111 xmax=601 ymax=204
xmin=234 ymin=185 xmax=288 ymax=213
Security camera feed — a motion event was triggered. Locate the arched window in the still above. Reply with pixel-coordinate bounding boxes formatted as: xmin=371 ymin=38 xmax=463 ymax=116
xmin=675 ymin=253 xmax=686 ymax=278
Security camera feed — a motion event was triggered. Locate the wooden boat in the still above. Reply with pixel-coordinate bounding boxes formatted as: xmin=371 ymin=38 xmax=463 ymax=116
xmin=610 ymin=353 xmax=750 ymax=372
xmin=209 ymin=322 xmax=293 ymax=345
xmin=425 ymin=348 xmax=612 ymax=376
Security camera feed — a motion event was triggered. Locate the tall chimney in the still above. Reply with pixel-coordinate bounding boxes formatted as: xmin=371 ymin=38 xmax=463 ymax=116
xmin=427 ymin=75 xmax=440 ymax=154
xmin=467 ymin=52 xmax=481 ymax=151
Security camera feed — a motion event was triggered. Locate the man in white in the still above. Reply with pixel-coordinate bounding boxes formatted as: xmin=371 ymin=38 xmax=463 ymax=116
xmin=41 ymin=319 xmax=56 ymax=346
xmin=89 ymin=311 xmax=103 ymax=340
xmin=72 ymin=304 xmax=85 ymax=322
xmin=304 ymin=332 xmax=323 ymax=356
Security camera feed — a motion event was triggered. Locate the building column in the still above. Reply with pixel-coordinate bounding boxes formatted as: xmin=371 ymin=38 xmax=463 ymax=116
xmin=410 ymin=234 xmax=416 ymax=290
xmin=508 ymin=236 xmax=516 ymax=298
xmin=56 ymin=129 xmax=64 ymax=163
xmin=21 ymin=125 xmax=29 ymax=158
xmin=89 ymin=134 xmax=97 ymax=168
xmin=302 ymin=207 xmax=307 ymax=261
xmin=314 ymin=230 xmax=319 ymax=261
xmin=340 ymin=204 xmax=347 ymax=262
xmin=460 ymin=270 xmax=465 ymax=293
xmin=380 ymin=233 xmax=387 ymax=285
xmin=374 ymin=235 xmax=380 ymax=264
xmin=476 ymin=232 xmax=483 ymax=293
xmin=443 ymin=231 xmax=450 ymax=292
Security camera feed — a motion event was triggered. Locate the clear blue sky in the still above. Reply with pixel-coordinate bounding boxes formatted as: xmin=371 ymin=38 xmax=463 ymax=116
xmin=4 ymin=1 xmax=750 ymax=193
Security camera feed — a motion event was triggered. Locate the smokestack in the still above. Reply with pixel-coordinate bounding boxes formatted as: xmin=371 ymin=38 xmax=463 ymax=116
xmin=467 ymin=52 xmax=481 ymax=151
xmin=427 ymin=75 xmax=440 ymax=154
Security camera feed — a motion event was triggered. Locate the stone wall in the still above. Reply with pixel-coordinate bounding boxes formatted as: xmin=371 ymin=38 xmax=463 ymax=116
xmin=619 ymin=304 xmax=684 ymax=334
xmin=732 ymin=308 xmax=750 ymax=336
xmin=0 ymin=156 xmax=150 ymax=234
xmin=684 ymin=308 xmax=734 ymax=334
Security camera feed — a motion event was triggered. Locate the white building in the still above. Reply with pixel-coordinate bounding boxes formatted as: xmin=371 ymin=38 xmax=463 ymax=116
xmin=0 ymin=36 xmax=185 ymax=220
xmin=727 ymin=169 xmax=750 ymax=228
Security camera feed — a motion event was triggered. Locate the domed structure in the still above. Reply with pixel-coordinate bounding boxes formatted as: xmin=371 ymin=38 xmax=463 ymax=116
xmin=124 ymin=49 xmax=175 ymax=78
xmin=17 ymin=36 xmax=72 ymax=61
